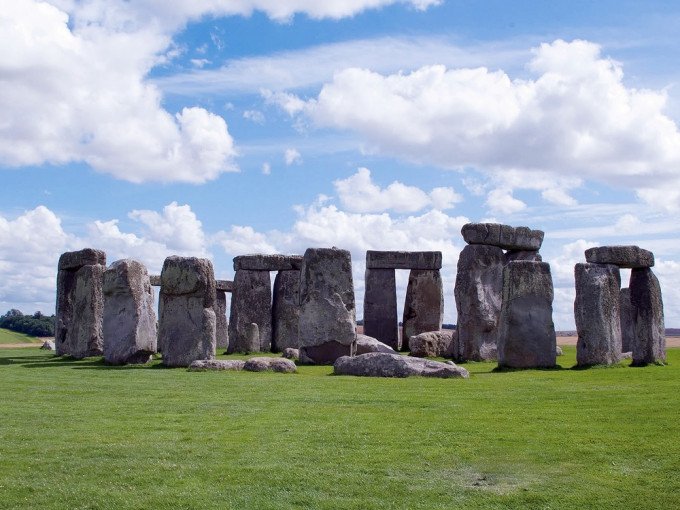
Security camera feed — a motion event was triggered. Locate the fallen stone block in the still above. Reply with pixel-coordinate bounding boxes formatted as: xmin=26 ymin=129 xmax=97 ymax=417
xmin=408 ymin=330 xmax=456 ymax=358
xmin=282 ymin=348 xmax=299 ymax=359
xmin=334 ymin=352 xmax=469 ymax=378
xmin=243 ymin=357 xmax=297 ymax=373
xmin=355 ymin=334 xmax=397 ymax=355
xmin=189 ymin=360 xmax=245 ymax=371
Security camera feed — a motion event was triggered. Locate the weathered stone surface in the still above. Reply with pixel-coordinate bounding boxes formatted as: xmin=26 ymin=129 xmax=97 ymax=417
xmin=409 ymin=330 xmax=456 ymax=358
xmin=630 ymin=268 xmax=665 ymax=365
xmin=243 ymin=357 xmax=297 ymax=373
xmin=216 ymin=280 xmax=233 ymax=292
xmin=272 ymin=270 xmax=301 ymax=352
xmin=158 ymin=256 xmax=216 ymax=367
xmin=556 ymin=345 xmax=563 ymax=356
xmin=233 ymin=254 xmax=303 ymax=272
xmin=574 ymin=263 xmax=622 ymax=366
xmin=334 ymin=353 xmax=469 ymax=378
xmin=497 ymin=261 xmax=556 ymax=368
xmin=102 ymin=259 xmax=157 ymax=365
xmin=228 ymin=270 xmax=272 ymax=353
xmin=461 ymin=223 xmax=544 ymax=251
xmin=58 ymin=248 xmax=106 ymax=271
xmin=149 ymin=275 xmax=161 ymax=286
xmin=244 ymin=323 xmax=260 ymax=353
xmin=402 ymin=269 xmax=443 ymax=351
xmin=454 ymin=244 xmax=505 ymax=362
xmin=619 ymin=287 xmax=634 ymax=352
xmin=585 ymin=246 xmax=654 ymax=268
xmin=189 ymin=359 xmax=245 ymax=371
xmin=366 ymin=251 xmax=442 ymax=270
xmin=363 ymin=268 xmax=399 ymax=350
xmin=41 ymin=340 xmax=55 ymax=350
xmin=215 ymin=290 xmax=229 ymax=350
xmin=355 ymin=334 xmax=397 ymax=355
xmin=298 ymin=248 xmax=356 ymax=364
xmin=620 ymin=351 xmax=633 ymax=360
xmin=282 ymin=348 xmax=299 ymax=359
xmin=505 ymin=250 xmax=542 ymax=263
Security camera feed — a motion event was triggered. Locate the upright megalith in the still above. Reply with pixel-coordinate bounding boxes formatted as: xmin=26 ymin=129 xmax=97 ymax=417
xmin=619 ymin=287 xmax=634 ymax=352
xmin=574 ymin=263 xmax=622 ymax=366
xmin=102 ymin=259 xmax=156 ymax=365
xmin=363 ymin=268 xmax=399 ymax=350
xmin=55 ymin=248 xmax=106 ymax=358
xmin=215 ymin=290 xmax=229 ymax=350
xmin=497 ymin=261 xmax=556 ymax=369
xmin=158 ymin=256 xmax=216 ymax=367
xmin=630 ymin=268 xmax=665 ymax=365
xmin=298 ymin=247 xmax=356 ymax=364
xmin=228 ymin=269 xmax=272 ymax=353
xmin=272 ymin=269 xmax=301 ymax=352
xmin=402 ymin=269 xmax=443 ymax=351
xmin=454 ymin=244 xmax=505 ymax=361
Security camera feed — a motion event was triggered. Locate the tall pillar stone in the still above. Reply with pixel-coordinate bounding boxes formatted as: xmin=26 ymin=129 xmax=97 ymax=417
xmin=363 ymin=268 xmax=399 ymax=350
xmin=619 ymin=287 xmax=634 ymax=352
xmin=102 ymin=259 xmax=157 ymax=365
xmin=497 ymin=261 xmax=556 ymax=368
xmin=299 ymin=247 xmax=356 ymax=364
xmin=574 ymin=263 xmax=622 ymax=366
xmin=227 ymin=269 xmax=272 ymax=353
xmin=158 ymin=256 xmax=216 ymax=367
xmin=402 ymin=269 xmax=443 ymax=351
xmin=215 ymin=290 xmax=229 ymax=350
xmin=454 ymin=244 xmax=505 ymax=361
xmin=272 ymin=269 xmax=301 ymax=352
xmin=630 ymin=268 xmax=665 ymax=365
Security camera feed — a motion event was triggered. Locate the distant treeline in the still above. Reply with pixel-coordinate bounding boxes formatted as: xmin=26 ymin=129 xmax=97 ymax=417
xmin=0 ymin=309 xmax=55 ymax=337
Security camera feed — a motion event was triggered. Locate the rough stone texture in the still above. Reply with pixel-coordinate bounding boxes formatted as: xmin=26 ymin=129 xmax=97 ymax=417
xmin=505 ymin=250 xmax=542 ymax=263
xmin=243 ymin=357 xmax=297 ymax=373
xmin=244 ymin=323 xmax=260 ymax=353
xmin=363 ymin=268 xmax=399 ymax=350
xmin=556 ymin=346 xmax=563 ymax=356
xmin=233 ymin=254 xmax=303 ymax=271
xmin=630 ymin=268 xmax=666 ymax=365
xmin=497 ymin=261 xmax=557 ymax=368
xmin=619 ymin=287 xmax=634 ymax=352
xmin=454 ymin=244 xmax=505 ymax=362
xmin=272 ymin=269 xmax=301 ymax=352
xmin=461 ymin=223 xmax=544 ymax=251
xmin=102 ymin=259 xmax=157 ymax=365
xmin=355 ymin=334 xmax=397 ymax=355
xmin=409 ymin=330 xmax=456 ymax=358
xmin=216 ymin=280 xmax=233 ymax=292
xmin=158 ymin=256 xmax=216 ymax=367
xmin=215 ymin=290 xmax=229 ymax=350
xmin=334 ymin=353 xmax=469 ymax=378
xmin=58 ymin=248 xmax=106 ymax=271
xmin=149 ymin=275 xmax=161 ymax=286
xmin=585 ymin=246 xmax=655 ymax=268
xmin=402 ymin=269 xmax=443 ymax=352
xmin=41 ymin=340 xmax=55 ymax=350
xmin=298 ymin=248 xmax=356 ymax=364
xmin=228 ymin=269 xmax=272 ymax=353
xmin=574 ymin=263 xmax=622 ymax=366
xmin=282 ymin=348 xmax=299 ymax=359
xmin=189 ymin=359 xmax=245 ymax=371
xmin=620 ymin=351 xmax=633 ymax=360
xmin=366 ymin=251 xmax=442 ymax=270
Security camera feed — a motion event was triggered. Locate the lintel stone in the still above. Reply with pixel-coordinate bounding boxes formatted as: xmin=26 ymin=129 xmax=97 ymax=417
xmin=59 ymin=248 xmax=106 ymax=271
xmin=461 ymin=223 xmax=544 ymax=251
xmin=233 ymin=254 xmax=303 ymax=272
xmin=584 ymin=246 xmax=654 ymax=268
xmin=366 ymin=251 xmax=442 ymax=270
xmin=216 ymin=280 xmax=233 ymax=292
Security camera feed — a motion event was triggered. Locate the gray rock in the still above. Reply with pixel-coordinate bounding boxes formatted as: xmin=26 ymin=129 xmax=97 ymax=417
xmin=619 ymin=287 xmax=634 ymax=352
xmin=402 ymin=269 xmax=443 ymax=351
xmin=149 ymin=275 xmax=161 ymax=286
xmin=620 ymin=351 xmax=633 ymax=360
xmin=505 ymin=250 xmax=542 ymax=262
xmin=215 ymin=280 xmax=233 ymax=292
xmin=243 ymin=357 xmax=297 ymax=373
xmin=189 ymin=359 xmax=245 ymax=371
xmin=556 ymin=345 xmax=563 ymax=356
xmin=408 ymin=330 xmax=456 ymax=358
xmin=41 ymin=340 xmax=55 ymax=350
xmin=272 ymin=269 xmax=301 ymax=352
xmin=334 ymin=352 xmax=469 ymax=378
xmin=58 ymin=248 xmax=106 ymax=271
xmin=282 ymin=348 xmax=299 ymax=359
xmin=365 ymin=251 xmax=442 ymax=270
xmin=630 ymin=268 xmax=666 ymax=365
xmin=454 ymin=244 xmax=505 ymax=362
xmin=355 ymin=334 xmax=397 ymax=355
xmin=233 ymin=254 xmax=303 ymax=271
xmin=215 ymin=290 xmax=229 ymax=350
xmin=497 ymin=261 xmax=556 ymax=368
xmin=244 ymin=323 xmax=260 ymax=353
xmin=102 ymin=259 xmax=157 ymax=365
xmin=585 ymin=246 xmax=655 ymax=268
xmin=461 ymin=223 xmax=544 ymax=251
xmin=158 ymin=256 xmax=216 ymax=367
xmin=574 ymin=263 xmax=622 ymax=366
xmin=363 ymin=267 xmax=399 ymax=350
xmin=228 ymin=269 xmax=272 ymax=353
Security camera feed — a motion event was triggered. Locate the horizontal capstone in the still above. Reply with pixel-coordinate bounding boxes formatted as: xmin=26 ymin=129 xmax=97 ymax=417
xmin=366 ymin=251 xmax=442 ymax=270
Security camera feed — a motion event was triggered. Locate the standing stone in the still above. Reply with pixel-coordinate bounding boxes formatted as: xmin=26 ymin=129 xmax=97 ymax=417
xmin=363 ymin=268 xmax=399 ymax=350
xmin=454 ymin=244 xmax=505 ymax=361
xmin=630 ymin=268 xmax=665 ymax=365
xmin=298 ymin=247 xmax=356 ymax=364
xmin=402 ymin=269 xmax=443 ymax=351
xmin=158 ymin=256 xmax=216 ymax=367
xmin=497 ymin=261 xmax=556 ymax=368
xmin=619 ymin=287 xmax=634 ymax=353
xmin=215 ymin=290 xmax=229 ymax=350
xmin=102 ymin=259 xmax=156 ymax=365
xmin=574 ymin=263 xmax=622 ymax=366
xmin=228 ymin=269 xmax=272 ymax=353
xmin=272 ymin=269 xmax=301 ymax=352
xmin=55 ymin=249 xmax=106 ymax=358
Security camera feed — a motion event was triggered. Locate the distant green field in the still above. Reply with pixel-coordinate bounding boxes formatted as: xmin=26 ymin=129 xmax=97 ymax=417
xmin=0 ymin=346 xmax=678 ymax=509
xmin=0 ymin=328 xmax=43 ymax=344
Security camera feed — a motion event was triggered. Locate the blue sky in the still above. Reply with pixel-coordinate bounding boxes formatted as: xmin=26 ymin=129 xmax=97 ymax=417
xmin=1 ymin=0 xmax=679 ymax=330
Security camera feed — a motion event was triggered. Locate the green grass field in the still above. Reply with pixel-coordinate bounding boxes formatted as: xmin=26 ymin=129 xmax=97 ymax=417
xmin=1 ymin=346 xmax=678 ymax=509
xmin=0 ymin=328 xmax=43 ymax=345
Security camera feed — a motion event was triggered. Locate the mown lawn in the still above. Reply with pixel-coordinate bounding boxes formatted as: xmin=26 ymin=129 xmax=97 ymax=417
xmin=0 ymin=328 xmax=42 ymax=344
xmin=0 ymin=346 xmax=678 ymax=509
